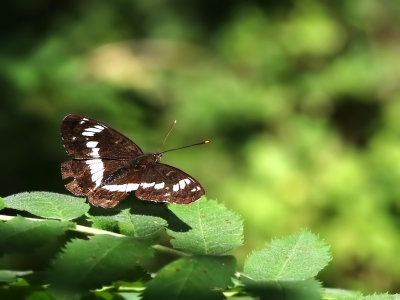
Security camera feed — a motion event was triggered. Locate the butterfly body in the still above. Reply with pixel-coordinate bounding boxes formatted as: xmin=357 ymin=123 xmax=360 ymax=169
xmin=61 ymin=114 xmax=205 ymax=208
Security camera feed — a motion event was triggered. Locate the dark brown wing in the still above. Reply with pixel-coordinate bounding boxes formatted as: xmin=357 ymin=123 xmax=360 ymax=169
xmin=61 ymin=159 xmax=129 ymax=196
xmin=61 ymin=114 xmax=146 ymax=207
xmin=135 ymin=163 xmax=205 ymax=204
xmin=61 ymin=114 xmax=143 ymax=159
xmin=86 ymin=160 xmax=146 ymax=208
xmin=61 ymin=115 xmax=204 ymax=208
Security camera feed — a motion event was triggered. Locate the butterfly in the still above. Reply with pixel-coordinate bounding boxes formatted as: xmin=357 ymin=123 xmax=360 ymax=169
xmin=61 ymin=114 xmax=206 ymax=208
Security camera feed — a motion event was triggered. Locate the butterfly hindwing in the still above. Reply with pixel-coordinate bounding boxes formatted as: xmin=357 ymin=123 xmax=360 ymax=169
xmin=61 ymin=114 xmax=143 ymax=159
xmin=87 ymin=161 xmax=145 ymax=208
xmin=136 ymin=163 xmax=205 ymax=204
xmin=88 ymin=188 xmax=129 ymax=208
xmin=61 ymin=159 xmax=129 ymax=196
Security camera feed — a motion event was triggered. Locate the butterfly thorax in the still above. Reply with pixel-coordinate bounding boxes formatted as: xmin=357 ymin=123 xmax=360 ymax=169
xmin=102 ymin=153 xmax=162 ymax=186
xmin=129 ymin=153 xmax=162 ymax=166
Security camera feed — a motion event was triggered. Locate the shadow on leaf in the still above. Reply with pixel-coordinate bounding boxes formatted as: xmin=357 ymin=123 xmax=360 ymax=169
xmin=88 ymin=196 xmax=191 ymax=233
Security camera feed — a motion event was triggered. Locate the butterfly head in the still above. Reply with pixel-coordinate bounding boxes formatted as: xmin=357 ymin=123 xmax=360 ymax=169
xmin=153 ymin=153 xmax=163 ymax=163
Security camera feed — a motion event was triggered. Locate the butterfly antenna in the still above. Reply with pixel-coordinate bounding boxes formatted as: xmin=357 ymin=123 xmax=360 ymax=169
xmin=161 ymin=140 xmax=210 ymax=154
xmin=162 ymin=120 xmax=177 ymax=147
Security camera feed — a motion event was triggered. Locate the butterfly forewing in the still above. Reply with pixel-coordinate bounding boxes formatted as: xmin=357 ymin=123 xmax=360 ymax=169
xmin=61 ymin=114 xmax=143 ymax=159
xmin=61 ymin=114 xmax=144 ymax=207
xmin=136 ymin=163 xmax=205 ymax=204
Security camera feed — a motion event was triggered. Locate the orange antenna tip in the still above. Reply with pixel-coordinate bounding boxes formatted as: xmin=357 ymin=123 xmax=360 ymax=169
xmin=205 ymin=140 xmax=210 ymax=144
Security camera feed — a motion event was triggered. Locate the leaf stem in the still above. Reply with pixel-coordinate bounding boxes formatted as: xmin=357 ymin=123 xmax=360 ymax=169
xmin=0 ymin=214 xmax=189 ymax=257
xmin=75 ymin=224 xmax=125 ymax=237
xmin=152 ymin=244 xmax=190 ymax=257
xmin=0 ymin=214 xmax=125 ymax=237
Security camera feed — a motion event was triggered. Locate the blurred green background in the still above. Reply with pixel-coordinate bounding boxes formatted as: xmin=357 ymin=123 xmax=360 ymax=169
xmin=2 ymin=0 xmax=400 ymax=293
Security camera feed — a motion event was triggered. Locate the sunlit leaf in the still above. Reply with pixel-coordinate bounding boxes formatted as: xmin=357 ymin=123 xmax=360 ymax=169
xmin=244 ymin=230 xmax=331 ymax=281
xmin=364 ymin=293 xmax=400 ymax=300
xmin=3 ymin=192 xmax=89 ymax=221
xmin=0 ymin=197 xmax=4 ymax=210
xmin=167 ymin=197 xmax=243 ymax=255
xmin=118 ymin=292 xmax=142 ymax=300
xmin=322 ymin=288 xmax=363 ymax=299
xmin=0 ymin=270 xmax=32 ymax=283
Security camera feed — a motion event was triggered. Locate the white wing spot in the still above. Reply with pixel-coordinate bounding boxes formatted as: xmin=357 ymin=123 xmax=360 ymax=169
xmin=82 ymin=131 xmax=95 ymax=136
xmin=92 ymin=171 xmax=103 ymax=183
xmin=95 ymin=178 xmax=102 ymax=187
xmin=173 ymin=184 xmax=179 ymax=192
xmin=126 ymin=183 xmax=139 ymax=191
xmin=90 ymin=148 xmax=100 ymax=158
xmin=155 ymin=182 xmax=165 ymax=190
xmin=72 ymin=136 xmax=76 ymax=141
xmin=142 ymin=182 xmax=155 ymax=189
xmin=103 ymin=184 xmax=127 ymax=192
xmin=86 ymin=141 xmax=99 ymax=148
xmin=94 ymin=125 xmax=105 ymax=130
xmin=86 ymin=159 xmax=104 ymax=187
xmin=85 ymin=127 xmax=103 ymax=133
xmin=184 ymin=178 xmax=191 ymax=185
xmin=179 ymin=179 xmax=186 ymax=189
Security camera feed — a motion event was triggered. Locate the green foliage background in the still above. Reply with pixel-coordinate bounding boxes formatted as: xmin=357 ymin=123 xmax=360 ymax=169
xmin=1 ymin=0 xmax=400 ymax=293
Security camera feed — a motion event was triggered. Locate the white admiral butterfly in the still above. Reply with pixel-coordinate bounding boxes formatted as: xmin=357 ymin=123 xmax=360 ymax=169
xmin=61 ymin=114 xmax=207 ymax=208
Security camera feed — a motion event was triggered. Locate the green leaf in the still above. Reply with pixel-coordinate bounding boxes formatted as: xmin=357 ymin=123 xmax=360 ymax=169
xmin=364 ymin=293 xmax=400 ymax=300
xmin=244 ymin=230 xmax=331 ymax=281
xmin=0 ymin=270 xmax=32 ymax=283
xmin=243 ymin=278 xmax=322 ymax=300
xmin=322 ymin=288 xmax=363 ymax=299
xmin=89 ymin=200 xmax=169 ymax=238
xmin=47 ymin=235 xmax=154 ymax=298
xmin=143 ymin=255 xmax=236 ymax=300
xmin=118 ymin=292 xmax=142 ymax=300
xmin=91 ymin=209 xmax=167 ymax=238
xmin=0 ymin=285 xmax=52 ymax=300
xmin=3 ymin=192 xmax=89 ymax=221
xmin=0 ymin=197 xmax=5 ymax=210
xmin=0 ymin=216 xmax=71 ymax=254
xmin=167 ymin=197 xmax=243 ymax=255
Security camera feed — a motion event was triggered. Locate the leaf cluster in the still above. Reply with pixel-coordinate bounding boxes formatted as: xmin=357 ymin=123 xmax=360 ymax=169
xmin=0 ymin=192 xmax=397 ymax=299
